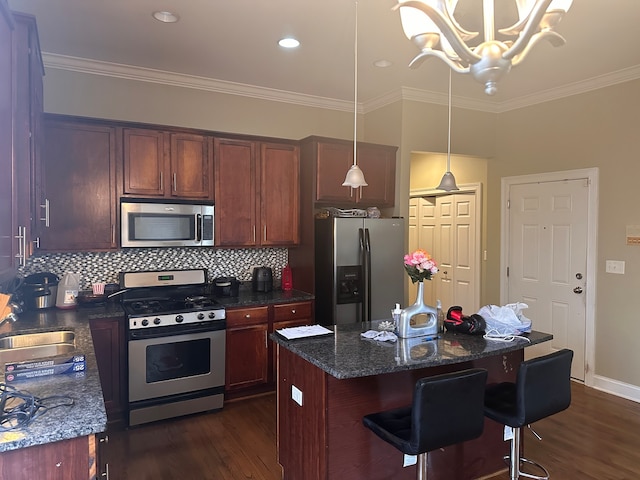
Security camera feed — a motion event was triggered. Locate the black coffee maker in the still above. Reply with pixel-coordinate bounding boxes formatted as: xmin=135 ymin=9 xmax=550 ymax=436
xmin=252 ymin=267 xmax=273 ymax=292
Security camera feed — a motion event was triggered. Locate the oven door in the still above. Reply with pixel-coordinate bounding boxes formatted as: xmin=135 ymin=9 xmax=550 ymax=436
xmin=128 ymin=329 xmax=225 ymax=403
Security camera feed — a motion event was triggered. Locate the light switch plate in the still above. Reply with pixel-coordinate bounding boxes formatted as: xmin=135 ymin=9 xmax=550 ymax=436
xmin=605 ymin=260 xmax=625 ymax=274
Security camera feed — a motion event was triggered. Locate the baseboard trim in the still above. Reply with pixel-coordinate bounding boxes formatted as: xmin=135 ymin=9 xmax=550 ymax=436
xmin=591 ymin=375 xmax=640 ymax=404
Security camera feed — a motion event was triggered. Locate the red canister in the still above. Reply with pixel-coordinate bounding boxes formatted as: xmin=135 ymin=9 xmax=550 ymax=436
xmin=281 ymin=264 xmax=293 ymax=291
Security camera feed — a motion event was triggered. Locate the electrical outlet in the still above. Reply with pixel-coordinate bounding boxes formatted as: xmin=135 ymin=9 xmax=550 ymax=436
xmin=291 ymin=385 xmax=303 ymax=406
xmin=403 ymin=454 xmax=417 ymax=467
xmin=605 ymin=260 xmax=625 ymax=274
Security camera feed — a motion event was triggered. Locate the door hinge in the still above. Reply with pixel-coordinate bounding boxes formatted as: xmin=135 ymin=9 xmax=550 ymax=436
xmin=506 ymin=266 xmax=510 ymax=277
xmin=507 ymin=199 xmax=510 ymax=209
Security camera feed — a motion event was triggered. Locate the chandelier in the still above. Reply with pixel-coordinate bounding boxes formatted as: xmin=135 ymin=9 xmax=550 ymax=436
xmin=396 ymin=0 xmax=573 ymax=95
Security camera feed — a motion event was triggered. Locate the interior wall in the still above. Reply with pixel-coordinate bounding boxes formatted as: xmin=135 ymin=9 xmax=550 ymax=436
xmin=491 ymin=79 xmax=640 ymax=389
xmin=42 ymin=68 xmax=355 ymax=140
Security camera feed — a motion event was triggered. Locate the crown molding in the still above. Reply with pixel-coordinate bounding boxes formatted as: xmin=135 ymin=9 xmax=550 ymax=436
xmin=43 ymin=52 xmax=640 ymax=116
xmin=42 ymin=52 xmax=354 ymax=113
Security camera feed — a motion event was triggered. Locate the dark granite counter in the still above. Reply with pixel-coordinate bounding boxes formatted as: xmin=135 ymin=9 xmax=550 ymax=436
xmin=271 ymin=320 xmax=552 ymax=379
xmin=0 ymin=305 xmax=122 ymax=453
xmin=212 ymin=285 xmax=314 ymax=308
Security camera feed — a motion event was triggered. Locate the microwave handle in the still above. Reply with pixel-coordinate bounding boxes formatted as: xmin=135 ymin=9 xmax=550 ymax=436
xmin=196 ymin=214 xmax=202 ymax=242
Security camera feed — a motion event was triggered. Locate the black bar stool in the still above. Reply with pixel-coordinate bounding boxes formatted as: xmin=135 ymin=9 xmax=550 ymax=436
xmin=362 ymin=368 xmax=488 ymax=480
xmin=484 ymin=349 xmax=573 ymax=480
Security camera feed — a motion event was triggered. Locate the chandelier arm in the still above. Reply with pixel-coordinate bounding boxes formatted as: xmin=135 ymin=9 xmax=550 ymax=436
xmin=510 ymin=31 xmax=566 ymax=66
xmin=440 ymin=0 xmax=479 ymax=41
xmin=503 ymin=0 xmax=555 ymax=60
xmin=397 ymin=1 xmax=479 ymax=64
xmin=408 ymin=49 xmax=470 ymax=73
xmin=499 ymin=0 xmax=553 ymax=36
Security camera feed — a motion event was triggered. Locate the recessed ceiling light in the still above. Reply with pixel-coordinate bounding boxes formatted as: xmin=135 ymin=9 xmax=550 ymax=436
xmin=278 ymin=37 xmax=300 ymax=48
xmin=153 ymin=11 xmax=179 ymax=23
xmin=374 ymin=59 xmax=392 ymax=68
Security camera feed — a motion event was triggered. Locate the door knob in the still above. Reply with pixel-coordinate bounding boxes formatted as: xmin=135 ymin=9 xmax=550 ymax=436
xmin=573 ymin=286 xmax=583 ymax=294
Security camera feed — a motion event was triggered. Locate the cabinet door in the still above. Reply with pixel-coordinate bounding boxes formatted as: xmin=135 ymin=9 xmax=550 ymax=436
xmin=123 ymin=128 xmax=166 ymax=196
xmin=356 ymin=144 xmax=396 ymax=207
xmin=225 ymin=306 xmax=269 ymax=391
xmin=90 ymin=316 xmax=126 ymax=427
xmin=260 ymin=142 xmax=300 ymax=246
xmin=214 ymin=138 xmax=257 ymax=246
xmin=0 ymin=5 xmax=14 ymax=269
xmin=315 ymin=141 xmax=354 ymax=204
xmin=170 ymin=133 xmax=212 ymax=199
xmin=40 ymin=120 xmax=117 ymax=251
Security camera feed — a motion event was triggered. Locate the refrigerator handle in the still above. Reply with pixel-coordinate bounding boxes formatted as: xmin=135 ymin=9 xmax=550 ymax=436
xmin=363 ymin=228 xmax=372 ymax=323
xmin=358 ymin=228 xmax=366 ymax=323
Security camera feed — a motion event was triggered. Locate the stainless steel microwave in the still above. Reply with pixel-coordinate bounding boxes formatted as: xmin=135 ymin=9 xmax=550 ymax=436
xmin=121 ymin=200 xmax=214 ymax=248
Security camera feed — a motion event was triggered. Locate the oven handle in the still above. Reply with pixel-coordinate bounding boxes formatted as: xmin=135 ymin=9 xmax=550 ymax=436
xmin=128 ymin=322 xmax=226 ymax=340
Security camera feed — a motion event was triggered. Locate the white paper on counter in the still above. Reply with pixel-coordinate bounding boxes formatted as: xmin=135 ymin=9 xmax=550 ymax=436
xmin=276 ymin=324 xmax=333 ymax=340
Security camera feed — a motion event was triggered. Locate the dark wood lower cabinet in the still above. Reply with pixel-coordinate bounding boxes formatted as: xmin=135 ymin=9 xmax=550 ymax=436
xmin=90 ymin=316 xmax=126 ymax=429
xmin=225 ymin=300 xmax=313 ymax=400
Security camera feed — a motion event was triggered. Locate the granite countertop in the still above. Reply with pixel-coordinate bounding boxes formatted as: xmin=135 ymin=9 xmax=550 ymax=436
xmin=211 ymin=286 xmax=314 ymax=308
xmin=271 ymin=321 xmax=552 ymax=379
xmin=0 ymin=306 xmax=121 ymax=453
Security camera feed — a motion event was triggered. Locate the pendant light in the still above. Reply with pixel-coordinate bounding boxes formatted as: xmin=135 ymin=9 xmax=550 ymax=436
xmin=342 ymin=1 xmax=368 ymax=189
xmin=436 ymin=70 xmax=459 ymax=192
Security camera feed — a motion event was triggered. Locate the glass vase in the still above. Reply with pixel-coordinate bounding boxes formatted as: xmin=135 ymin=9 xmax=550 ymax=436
xmin=398 ymin=281 xmax=438 ymax=338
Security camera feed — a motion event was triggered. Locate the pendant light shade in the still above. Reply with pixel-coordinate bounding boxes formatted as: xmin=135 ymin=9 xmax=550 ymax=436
xmin=437 ymin=70 xmax=459 ymax=192
xmin=343 ymin=164 xmax=368 ymax=187
xmin=342 ymin=1 xmax=368 ymax=189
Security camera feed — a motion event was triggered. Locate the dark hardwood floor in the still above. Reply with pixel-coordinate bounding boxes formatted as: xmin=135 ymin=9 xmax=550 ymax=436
xmin=109 ymin=383 xmax=640 ymax=479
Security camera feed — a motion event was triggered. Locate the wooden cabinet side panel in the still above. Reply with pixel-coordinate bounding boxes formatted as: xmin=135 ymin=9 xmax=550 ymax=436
xmin=225 ymin=324 xmax=269 ymax=391
xmin=90 ymin=316 xmax=126 ymax=426
xmin=123 ymin=128 xmax=166 ymax=196
xmin=170 ymin=132 xmax=211 ymax=199
xmin=260 ymin=142 xmax=300 ymax=246
xmin=0 ymin=435 xmax=92 ymax=479
xmin=214 ymin=138 xmax=257 ymax=246
xmin=277 ymin=346 xmax=327 ymax=480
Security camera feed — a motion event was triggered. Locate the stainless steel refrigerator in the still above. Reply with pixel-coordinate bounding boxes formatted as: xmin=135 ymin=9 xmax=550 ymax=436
xmin=315 ymin=216 xmax=405 ymax=325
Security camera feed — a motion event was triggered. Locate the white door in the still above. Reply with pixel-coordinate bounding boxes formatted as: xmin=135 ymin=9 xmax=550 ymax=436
xmin=407 ymin=197 xmax=436 ymax=305
xmin=435 ymin=194 xmax=478 ymax=312
xmin=506 ymin=179 xmax=588 ymax=380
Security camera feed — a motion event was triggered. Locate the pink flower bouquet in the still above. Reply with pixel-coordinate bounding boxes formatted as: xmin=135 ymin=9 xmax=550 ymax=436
xmin=403 ymin=249 xmax=438 ymax=283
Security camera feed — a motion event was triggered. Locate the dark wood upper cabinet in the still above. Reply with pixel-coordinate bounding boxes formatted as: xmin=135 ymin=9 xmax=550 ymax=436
xmin=301 ymin=136 xmax=397 ymax=208
xmin=0 ymin=10 xmax=43 ymax=268
xmin=39 ymin=117 xmax=118 ymax=251
xmin=214 ymin=138 xmax=299 ymax=247
xmin=123 ymin=128 xmax=213 ymax=200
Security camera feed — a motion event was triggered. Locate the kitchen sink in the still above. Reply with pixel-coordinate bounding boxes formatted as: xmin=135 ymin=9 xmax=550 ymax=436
xmin=0 ymin=330 xmax=76 ymax=364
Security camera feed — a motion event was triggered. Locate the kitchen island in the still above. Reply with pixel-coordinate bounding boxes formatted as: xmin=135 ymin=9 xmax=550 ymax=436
xmin=0 ymin=307 xmax=110 ymax=479
xmin=271 ymin=322 xmax=552 ymax=480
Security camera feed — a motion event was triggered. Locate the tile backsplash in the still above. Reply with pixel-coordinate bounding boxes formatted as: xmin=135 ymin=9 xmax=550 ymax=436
xmin=20 ymin=248 xmax=288 ymax=289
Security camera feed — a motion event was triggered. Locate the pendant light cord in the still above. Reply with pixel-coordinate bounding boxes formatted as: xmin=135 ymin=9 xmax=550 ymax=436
xmin=447 ymin=69 xmax=451 ymax=172
xmin=353 ymin=1 xmax=358 ymax=169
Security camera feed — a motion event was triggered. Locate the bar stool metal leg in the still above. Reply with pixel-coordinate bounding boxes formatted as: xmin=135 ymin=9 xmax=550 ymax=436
xmin=417 ymin=452 xmax=428 ymax=480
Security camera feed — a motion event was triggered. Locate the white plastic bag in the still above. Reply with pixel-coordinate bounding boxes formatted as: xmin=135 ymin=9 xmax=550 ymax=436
xmin=477 ymin=303 xmax=532 ymax=336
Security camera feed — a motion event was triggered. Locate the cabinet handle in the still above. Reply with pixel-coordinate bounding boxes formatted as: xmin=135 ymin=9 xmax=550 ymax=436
xmin=102 ymin=463 xmax=109 ymax=479
xmin=252 ymin=225 xmax=256 ymax=243
xmin=173 ymin=173 xmax=177 ymax=192
xmin=33 ymin=237 xmax=40 ymax=249
xmin=263 ymin=225 xmax=267 ymax=242
xmin=245 ymin=314 xmax=251 ymax=319
xmin=40 ymin=198 xmax=50 ymax=227
xmin=112 ymin=224 xmax=116 ymax=245
xmin=160 ymin=171 xmax=163 ymax=191
xmin=291 ymin=309 xmax=296 ymax=314
xmin=99 ymin=435 xmax=109 ymax=444
xmin=14 ymin=226 xmax=25 ymax=266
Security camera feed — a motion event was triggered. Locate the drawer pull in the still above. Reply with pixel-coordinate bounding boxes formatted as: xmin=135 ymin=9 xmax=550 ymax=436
xmin=245 ymin=314 xmax=251 ymax=318
xmin=291 ymin=309 xmax=296 ymax=314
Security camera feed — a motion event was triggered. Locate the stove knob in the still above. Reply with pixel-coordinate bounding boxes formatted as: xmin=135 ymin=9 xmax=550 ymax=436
xmin=154 ymin=318 xmax=161 ymax=325
xmin=175 ymin=314 xmax=184 ymax=323
xmin=197 ymin=313 xmax=205 ymax=320
xmin=208 ymin=312 xmax=216 ymax=319
xmin=141 ymin=319 xmax=149 ymax=327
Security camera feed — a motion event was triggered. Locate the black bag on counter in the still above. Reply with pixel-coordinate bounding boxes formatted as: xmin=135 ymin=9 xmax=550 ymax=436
xmin=444 ymin=306 xmax=486 ymax=335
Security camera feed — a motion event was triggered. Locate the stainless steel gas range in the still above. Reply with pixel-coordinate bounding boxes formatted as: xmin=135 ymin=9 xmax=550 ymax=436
xmin=119 ymin=269 xmax=226 ymax=426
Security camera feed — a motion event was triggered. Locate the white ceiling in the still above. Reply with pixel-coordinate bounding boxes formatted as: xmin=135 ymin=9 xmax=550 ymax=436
xmin=7 ymin=0 xmax=640 ymax=112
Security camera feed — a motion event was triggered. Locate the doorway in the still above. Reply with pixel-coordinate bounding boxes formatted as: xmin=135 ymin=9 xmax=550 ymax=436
xmin=501 ymin=169 xmax=598 ymax=383
xmin=409 ymin=183 xmax=482 ymax=312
